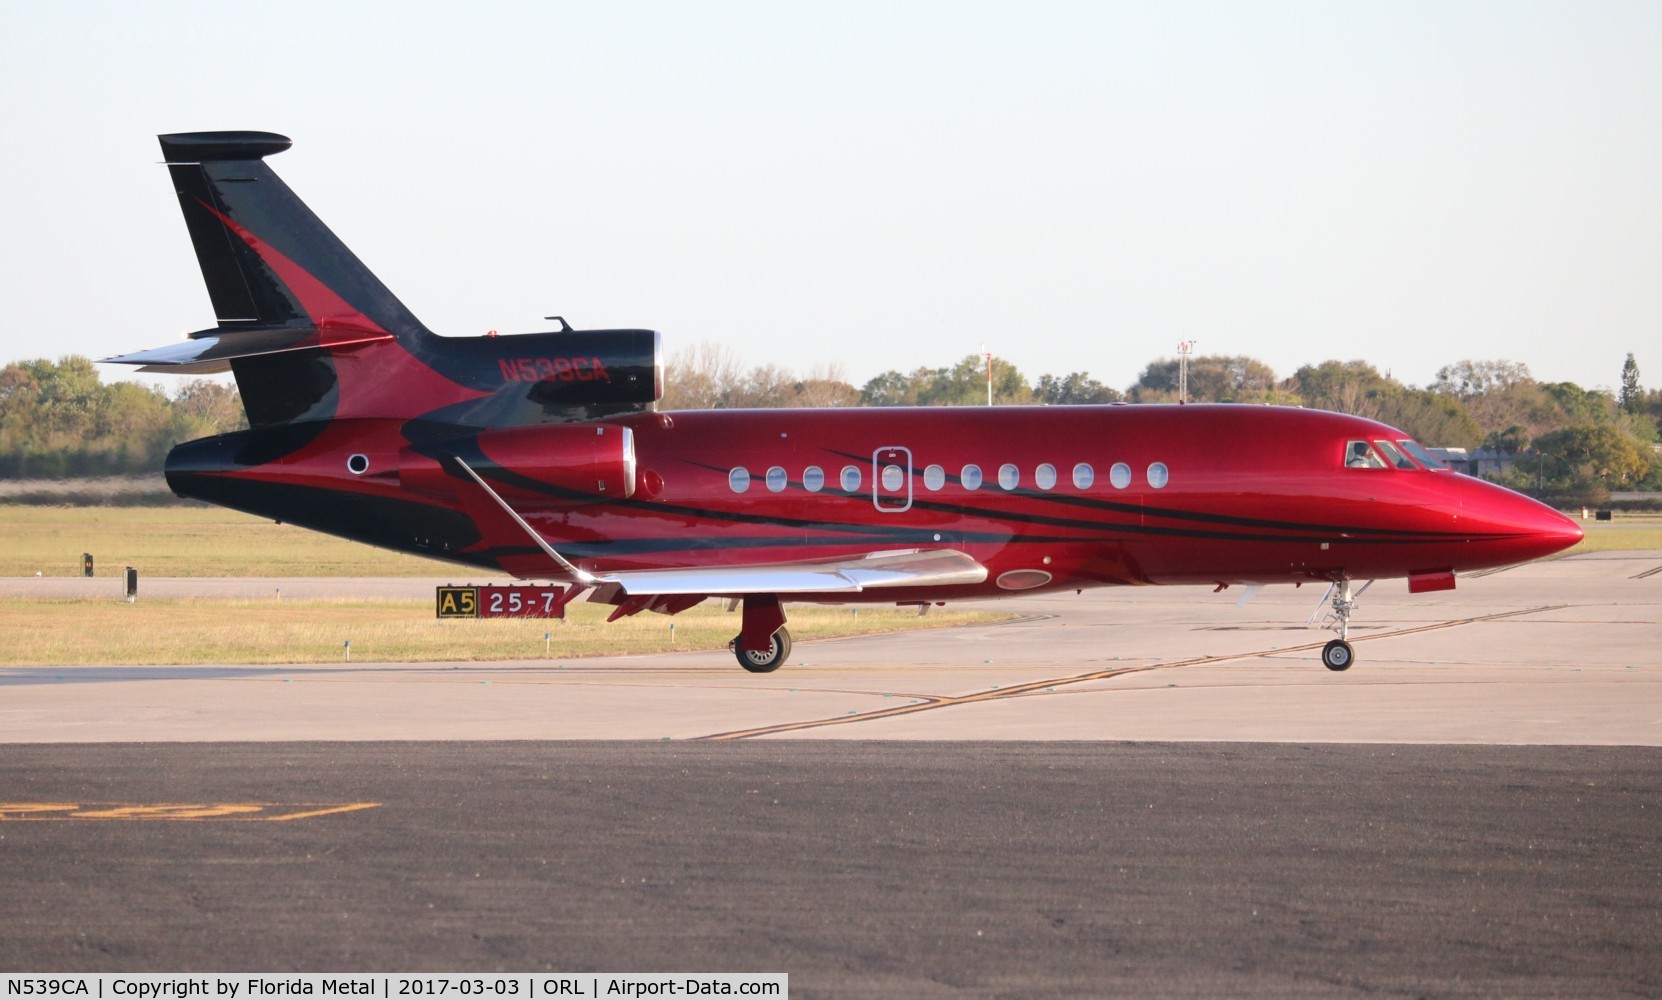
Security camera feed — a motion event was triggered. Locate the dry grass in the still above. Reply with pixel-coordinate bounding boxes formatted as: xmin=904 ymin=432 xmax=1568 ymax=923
xmin=0 ymin=596 xmax=1002 ymax=666
xmin=1565 ymin=512 xmax=1662 ymax=554
xmin=0 ymin=505 xmax=447 ymax=577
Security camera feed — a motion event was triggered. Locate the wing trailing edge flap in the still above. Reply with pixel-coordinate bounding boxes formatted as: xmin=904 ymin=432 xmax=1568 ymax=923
xmin=596 ymin=547 xmax=990 ymax=598
xmin=450 ymin=456 xmax=988 ymax=597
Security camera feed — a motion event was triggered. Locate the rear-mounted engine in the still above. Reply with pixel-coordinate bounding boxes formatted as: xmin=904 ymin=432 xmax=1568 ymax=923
xmin=403 ymin=423 xmax=636 ymax=507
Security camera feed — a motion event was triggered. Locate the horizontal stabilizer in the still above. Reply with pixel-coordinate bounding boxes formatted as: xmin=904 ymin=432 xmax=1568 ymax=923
xmin=102 ymin=326 xmax=394 ymax=374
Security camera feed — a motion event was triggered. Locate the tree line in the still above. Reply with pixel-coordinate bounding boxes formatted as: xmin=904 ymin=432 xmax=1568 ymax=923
xmin=4 ymin=348 xmax=1658 ymax=504
xmin=0 ymin=356 xmax=244 ymax=478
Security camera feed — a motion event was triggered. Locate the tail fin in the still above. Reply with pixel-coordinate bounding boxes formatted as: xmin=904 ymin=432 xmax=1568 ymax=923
xmin=108 ymin=131 xmax=661 ymax=430
xmin=157 ymin=131 xmax=429 ymax=342
xmin=107 ymin=131 xmax=460 ymax=426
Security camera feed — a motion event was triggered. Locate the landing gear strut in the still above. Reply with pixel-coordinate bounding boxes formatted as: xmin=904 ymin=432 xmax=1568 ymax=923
xmin=732 ymin=626 xmax=792 ymax=673
xmin=1312 ymin=578 xmax=1372 ymax=672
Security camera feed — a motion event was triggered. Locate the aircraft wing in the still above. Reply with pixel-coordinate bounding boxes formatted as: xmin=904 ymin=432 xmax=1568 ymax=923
xmin=449 ymin=454 xmax=988 ymax=597
xmin=594 ymin=548 xmax=989 ymax=597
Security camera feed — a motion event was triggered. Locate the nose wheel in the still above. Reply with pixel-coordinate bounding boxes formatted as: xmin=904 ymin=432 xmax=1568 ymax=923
xmin=1310 ymin=578 xmax=1371 ymax=671
xmin=1321 ymin=638 xmax=1354 ymax=671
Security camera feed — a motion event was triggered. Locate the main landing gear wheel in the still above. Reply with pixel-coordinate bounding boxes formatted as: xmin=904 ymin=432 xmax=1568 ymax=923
xmin=733 ymin=627 xmax=792 ymax=673
xmin=1321 ymin=638 xmax=1354 ymax=672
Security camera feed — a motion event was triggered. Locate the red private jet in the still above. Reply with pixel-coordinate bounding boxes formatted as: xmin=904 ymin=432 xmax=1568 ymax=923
xmin=107 ymin=132 xmax=1584 ymax=673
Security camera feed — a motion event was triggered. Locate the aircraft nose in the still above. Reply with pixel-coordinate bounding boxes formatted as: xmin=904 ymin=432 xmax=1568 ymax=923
xmin=1464 ymin=481 xmax=1584 ymax=563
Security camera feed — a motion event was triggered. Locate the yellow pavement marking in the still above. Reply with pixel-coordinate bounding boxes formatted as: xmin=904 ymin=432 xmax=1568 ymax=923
xmin=0 ymin=802 xmax=380 ymax=821
xmin=701 ymin=605 xmax=1566 ymax=740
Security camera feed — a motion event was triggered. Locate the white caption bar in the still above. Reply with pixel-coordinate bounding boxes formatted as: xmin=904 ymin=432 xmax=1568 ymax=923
xmin=2 ymin=976 xmax=787 ymax=1000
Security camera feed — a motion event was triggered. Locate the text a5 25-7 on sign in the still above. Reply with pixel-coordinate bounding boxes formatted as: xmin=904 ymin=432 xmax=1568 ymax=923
xmin=435 ymin=586 xmax=571 ymax=619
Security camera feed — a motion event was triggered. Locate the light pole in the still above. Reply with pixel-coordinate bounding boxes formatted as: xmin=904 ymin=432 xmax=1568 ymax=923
xmin=1177 ymin=340 xmax=1196 ymax=403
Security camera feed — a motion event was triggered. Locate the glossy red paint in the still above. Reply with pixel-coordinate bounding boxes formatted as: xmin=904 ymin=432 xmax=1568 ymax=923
xmin=453 ymin=404 xmax=1582 ymax=597
xmin=111 ymin=131 xmax=1586 ymax=672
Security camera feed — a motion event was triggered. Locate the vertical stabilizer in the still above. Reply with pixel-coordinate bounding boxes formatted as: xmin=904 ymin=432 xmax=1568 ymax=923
xmin=158 ymin=131 xmax=430 ymax=342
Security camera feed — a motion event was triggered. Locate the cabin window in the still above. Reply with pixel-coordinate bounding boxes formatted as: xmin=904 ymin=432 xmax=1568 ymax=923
xmin=962 ymin=464 xmax=983 ymax=490
xmin=1109 ymin=462 xmax=1132 ymax=489
xmin=1398 ymin=439 xmax=1449 ymax=470
xmin=923 ymin=464 xmax=946 ymax=491
xmin=998 ymin=464 xmax=1020 ymax=490
xmin=1344 ymin=440 xmax=1388 ymax=469
xmin=841 ymin=465 xmax=862 ymax=491
xmin=1373 ymin=440 xmax=1417 ymax=470
xmin=881 ymin=464 xmax=904 ymax=491
xmin=803 ymin=466 xmax=825 ymax=492
xmin=766 ymin=466 xmax=788 ymax=492
xmin=1073 ymin=463 xmax=1094 ymax=489
xmin=1035 ymin=463 xmax=1057 ymax=490
xmin=1148 ymin=462 xmax=1169 ymax=489
xmin=728 ymin=467 xmax=751 ymax=493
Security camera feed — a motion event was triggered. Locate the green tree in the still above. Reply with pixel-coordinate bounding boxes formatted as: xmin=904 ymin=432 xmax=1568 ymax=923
xmin=861 ymin=355 xmax=1032 ymax=406
xmin=1034 ymin=372 xmax=1122 ymax=405
xmin=1620 ymin=353 xmax=1642 ymax=415
xmin=0 ymin=356 xmax=247 ymax=478
xmin=1373 ymin=387 xmax=1484 ymax=450
xmin=1430 ymin=358 xmax=1532 ymax=398
xmin=1540 ymin=381 xmax=1616 ymax=426
xmin=1130 ymin=354 xmax=1278 ymax=403
xmin=1522 ymin=423 xmax=1658 ymax=504
xmin=860 ymin=368 xmax=924 ymax=407
xmin=1288 ymin=360 xmax=1390 ymax=418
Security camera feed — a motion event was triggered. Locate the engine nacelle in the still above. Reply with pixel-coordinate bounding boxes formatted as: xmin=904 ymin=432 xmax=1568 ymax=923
xmin=418 ymin=328 xmax=663 ymax=426
xmin=402 ymin=423 xmax=636 ymax=508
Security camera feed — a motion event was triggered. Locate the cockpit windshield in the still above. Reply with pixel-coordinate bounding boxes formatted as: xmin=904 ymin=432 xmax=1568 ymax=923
xmin=1373 ymin=439 xmax=1418 ymax=470
xmin=1396 ymin=439 xmax=1449 ymax=470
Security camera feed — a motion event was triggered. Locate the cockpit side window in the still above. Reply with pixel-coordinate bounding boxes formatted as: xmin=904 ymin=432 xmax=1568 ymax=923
xmin=1373 ymin=439 xmax=1418 ymax=470
xmin=1397 ymin=439 xmax=1449 ymax=470
xmin=1344 ymin=440 xmax=1388 ymax=469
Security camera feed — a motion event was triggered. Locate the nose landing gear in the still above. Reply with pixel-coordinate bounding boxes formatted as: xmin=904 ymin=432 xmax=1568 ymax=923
xmin=1321 ymin=637 xmax=1354 ymax=671
xmin=1311 ymin=578 xmax=1372 ymax=671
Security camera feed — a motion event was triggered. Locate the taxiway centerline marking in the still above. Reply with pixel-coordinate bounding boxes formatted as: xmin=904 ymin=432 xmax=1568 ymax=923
xmin=699 ymin=605 xmax=1566 ymax=740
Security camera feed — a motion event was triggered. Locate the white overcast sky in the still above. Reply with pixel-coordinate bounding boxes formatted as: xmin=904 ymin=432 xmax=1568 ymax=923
xmin=2 ymin=1 xmax=1658 ymax=394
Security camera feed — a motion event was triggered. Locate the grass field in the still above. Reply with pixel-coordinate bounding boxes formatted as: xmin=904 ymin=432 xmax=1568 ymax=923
xmin=0 ymin=505 xmax=449 ymax=577
xmin=0 ymin=505 xmax=1003 ymax=665
xmin=1564 ymin=513 xmax=1662 ymax=553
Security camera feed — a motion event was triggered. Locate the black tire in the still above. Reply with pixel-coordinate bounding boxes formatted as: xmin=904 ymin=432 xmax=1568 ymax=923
xmin=734 ymin=626 xmax=792 ymax=673
xmin=1321 ymin=638 xmax=1354 ymax=672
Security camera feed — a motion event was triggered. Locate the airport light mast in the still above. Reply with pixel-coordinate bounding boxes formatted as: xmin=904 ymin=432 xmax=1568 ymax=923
xmin=1177 ymin=340 xmax=1197 ymax=404
xmin=983 ymin=345 xmax=993 ymax=406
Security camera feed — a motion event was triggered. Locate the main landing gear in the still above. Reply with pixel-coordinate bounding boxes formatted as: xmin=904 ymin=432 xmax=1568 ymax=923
xmin=731 ymin=594 xmax=792 ymax=673
xmin=1312 ymin=578 xmax=1372 ymax=672
xmin=732 ymin=626 xmax=793 ymax=673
